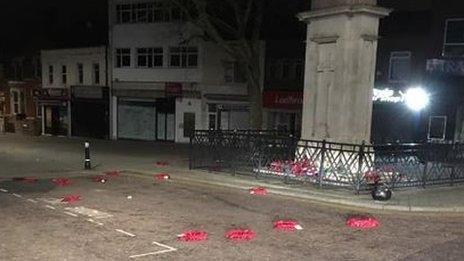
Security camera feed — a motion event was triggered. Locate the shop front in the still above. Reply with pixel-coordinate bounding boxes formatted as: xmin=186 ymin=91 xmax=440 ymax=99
xmin=263 ymin=90 xmax=303 ymax=135
xmin=35 ymin=89 xmax=70 ymax=137
xmin=71 ymin=86 xmax=109 ymax=139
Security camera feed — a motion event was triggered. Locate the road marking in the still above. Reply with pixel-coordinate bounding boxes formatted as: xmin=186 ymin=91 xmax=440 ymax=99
xmin=0 ymin=188 xmax=8 ymax=193
xmin=45 ymin=205 xmax=56 ymax=210
xmin=129 ymin=242 xmax=177 ymax=259
xmin=65 ymin=206 xmax=113 ymax=219
xmin=152 ymin=241 xmax=177 ymax=251
xmin=87 ymin=218 xmax=104 ymax=226
xmin=115 ymin=229 xmax=136 ymax=237
xmin=12 ymin=193 xmax=22 ymax=198
xmin=64 ymin=211 xmax=78 ymax=217
xmin=27 ymin=199 xmax=38 ymax=203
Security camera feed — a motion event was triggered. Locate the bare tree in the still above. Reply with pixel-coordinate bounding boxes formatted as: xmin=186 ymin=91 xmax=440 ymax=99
xmin=171 ymin=0 xmax=265 ymax=129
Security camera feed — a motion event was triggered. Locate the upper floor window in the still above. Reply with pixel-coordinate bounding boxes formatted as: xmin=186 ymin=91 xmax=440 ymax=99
xmin=93 ymin=63 xmax=100 ymax=84
xmin=389 ymin=51 xmax=411 ymax=83
xmin=10 ymin=89 xmax=25 ymax=115
xmin=268 ymin=59 xmax=304 ymax=81
xmin=116 ymin=4 xmax=132 ymax=23
xmin=444 ymin=18 xmax=464 ymax=56
xmin=224 ymin=62 xmax=246 ymax=83
xmin=116 ymin=1 xmax=184 ymax=24
xmin=169 ymin=46 xmax=198 ymax=68
xmin=61 ymin=65 xmax=67 ymax=84
xmin=77 ymin=63 xmax=84 ymax=84
xmin=116 ymin=48 xmax=131 ymax=68
xmin=137 ymin=48 xmax=163 ymax=68
xmin=48 ymin=65 xmax=54 ymax=84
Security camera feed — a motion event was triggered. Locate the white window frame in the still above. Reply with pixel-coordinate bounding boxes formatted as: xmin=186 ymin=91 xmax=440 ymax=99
xmin=10 ymin=89 xmax=24 ymax=115
xmin=136 ymin=47 xmax=163 ymax=68
xmin=443 ymin=18 xmax=464 ymax=57
xmin=388 ymin=51 xmax=411 ymax=83
xmin=48 ymin=65 xmax=54 ymax=84
xmin=428 ymin=116 xmax=447 ymax=141
xmin=169 ymin=46 xmax=198 ymax=68
xmin=77 ymin=63 xmax=84 ymax=84
xmin=116 ymin=48 xmax=131 ymax=68
xmin=93 ymin=63 xmax=100 ymax=84
xmin=61 ymin=65 xmax=67 ymax=85
xmin=116 ymin=2 xmax=183 ymax=24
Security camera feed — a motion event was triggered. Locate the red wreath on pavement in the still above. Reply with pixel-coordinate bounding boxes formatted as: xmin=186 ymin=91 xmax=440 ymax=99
xmin=249 ymin=187 xmax=268 ymax=196
xmin=154 ymin=173 xmax=170 ymax=181
xmin=225 ymin=229 xmax=256 ymax=241
xmin=178 ymin=230 xmax=208 ymax=242
xmin=52 ymin=178 xmax=72 ymax=187
xmin=273 ymin=220 xmax=302 ymax=231
xmin=346 ymin=216 xmax=380 ymax=229
xmin=61 ymin=195 xmax=82 ymax=204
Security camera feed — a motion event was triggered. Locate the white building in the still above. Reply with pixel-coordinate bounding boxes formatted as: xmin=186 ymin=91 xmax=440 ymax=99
xmin=40 ymin=46 xmax=109 ymax=138
xmin=108 ymin=0 xmax=263 ymax=143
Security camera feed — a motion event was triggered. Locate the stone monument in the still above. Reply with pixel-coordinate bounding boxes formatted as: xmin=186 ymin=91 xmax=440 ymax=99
xmin=297 ymin=0 xmax=391 ymax=144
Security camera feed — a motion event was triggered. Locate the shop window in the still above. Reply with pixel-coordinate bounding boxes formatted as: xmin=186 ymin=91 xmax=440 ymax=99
xmin=169 ymin=47 xmax=198 ymax=68
xmin=77 ymin=63 xmax=84 ymax=84
xmin=389 ymin=51 xmax=411 ymax=83
xmin=116 ymin=48 xmax=131 ymax=68
xmin=93 ymin=63 xmax=100 ymax=84
xmin=443 ymin=19 xmax=464 ymax=56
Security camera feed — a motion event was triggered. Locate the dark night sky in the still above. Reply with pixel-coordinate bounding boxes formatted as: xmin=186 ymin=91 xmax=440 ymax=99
xmin=0 ymin=0 xmax=107 ymax=60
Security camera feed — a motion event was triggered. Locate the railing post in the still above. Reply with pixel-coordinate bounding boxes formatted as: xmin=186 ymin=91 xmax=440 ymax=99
xmin=356 ymin=141 xmax=365 ymax=194
xmin=189 ymin=134 xmax=193 ymax=170
xmin=255 ymin=136 xmax=262 ymax=179
xmin=319 ymin=140 xmax=327 ymax=188
xmin=422 ymin=143 xmax=428 ymax=188
xmin=451 ymin=143 xmax=456 ymax=186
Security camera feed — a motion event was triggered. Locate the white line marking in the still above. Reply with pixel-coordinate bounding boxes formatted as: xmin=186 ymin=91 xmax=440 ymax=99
xmin=129 ymin=241 xmax=177 ymax=258
xmin=87 ymin=218 xmax=104 ymax=226
xmin=64 ymin=211 xmax=78 ymax=217
xmin=0 ymin=188 xmax=8 ymax=193
xmin=12 ymin=193 xmax=22 ymax=198
xmin=27 ymin=199 xmax=38 ymax=203
xmin=152 ymin=241 xmax=177 ymax=251
xmin=115 ymin=229 xmax=136 ymax=237
xmin=45 ymin=205 xmax=56 ymax=210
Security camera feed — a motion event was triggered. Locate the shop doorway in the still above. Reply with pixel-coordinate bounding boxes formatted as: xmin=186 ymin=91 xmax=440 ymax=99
xmin=44 ymin=105 xmax=68 ymax=136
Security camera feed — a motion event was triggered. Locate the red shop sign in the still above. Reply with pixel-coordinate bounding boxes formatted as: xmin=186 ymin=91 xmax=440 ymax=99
xmin=165 ymin=82 xmax=183 ymax=97
xmin=263 ymin=91 xmax=303 ymax=110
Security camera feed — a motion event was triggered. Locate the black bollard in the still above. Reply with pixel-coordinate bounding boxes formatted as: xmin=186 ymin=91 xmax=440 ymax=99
xmin=84 ymin=141 xmax=91 ymax=170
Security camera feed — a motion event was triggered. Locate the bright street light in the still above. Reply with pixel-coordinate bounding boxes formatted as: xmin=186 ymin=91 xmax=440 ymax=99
xmin=404 ymin=87 xmax=429 ymax=111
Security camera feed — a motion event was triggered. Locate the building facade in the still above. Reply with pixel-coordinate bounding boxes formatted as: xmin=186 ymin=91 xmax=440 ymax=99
xmin=40 ymin=46 xmax=109 ymax=138
xmin=108 ymin=0 xmax=263 ymax=143
xmin=372 ymin=0 xmax=464 ymax=143
xmin=0 ymin=55 xmax=42 ymax=135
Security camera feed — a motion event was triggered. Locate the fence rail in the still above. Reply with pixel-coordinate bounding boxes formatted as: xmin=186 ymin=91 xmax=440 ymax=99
xmin=190 ymin=130 xmax=464 ymax=192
